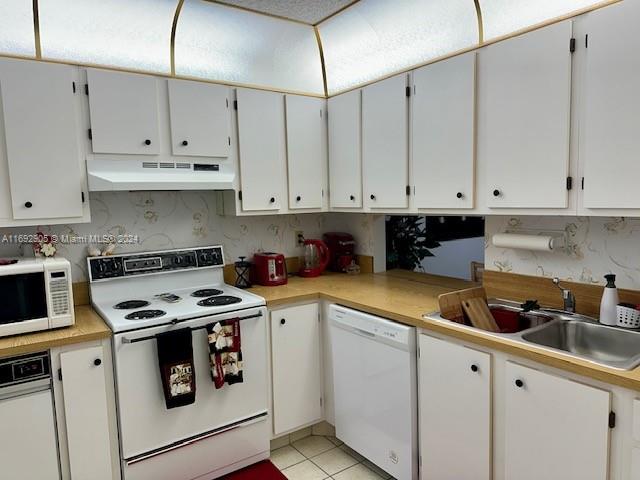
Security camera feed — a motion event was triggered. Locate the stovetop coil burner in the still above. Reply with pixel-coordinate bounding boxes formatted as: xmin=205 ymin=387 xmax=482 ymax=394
xmin=191 ymin=288 xmax=224 ymax=298
xmin=124 ymin=309 xmax=167 ymax=320
xmin=197 ymin=295 xmax=242 ymax=307
xmin=114 ymin=300 xmax=151 ymax=310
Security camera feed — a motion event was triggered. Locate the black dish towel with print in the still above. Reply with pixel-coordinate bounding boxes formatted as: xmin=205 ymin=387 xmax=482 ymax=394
xmin=157 ymin=328 xmax=196 ymax=409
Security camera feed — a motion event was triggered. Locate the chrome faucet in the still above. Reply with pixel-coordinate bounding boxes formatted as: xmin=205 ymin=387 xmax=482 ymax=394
xmin=553 ymin=277 xmax=575 ymax=313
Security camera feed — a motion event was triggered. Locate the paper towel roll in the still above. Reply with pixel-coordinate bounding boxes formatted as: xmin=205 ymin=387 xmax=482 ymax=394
xmin=491 ymin=233 xmax=554 ymax=251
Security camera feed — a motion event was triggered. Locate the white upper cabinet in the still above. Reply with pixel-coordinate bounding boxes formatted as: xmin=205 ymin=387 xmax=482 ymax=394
xmin=328 ymin=90 xmax=362 ymax=209
xmin=168 ymin=79 xmax=231 ymax=158
xmin=581 ymin=1 xmax=640 ymax=209
xmin=478 ymin=21 xmax=573 ymax=209
xmin=87 ymin=68 xmax=160 ymax=155
xmin=504 ymin=362 xmax=610 ymax=480
xmin=419 ymin=334 xmax=491 ymax=480
xmin=0 ymin=58 xmax=84 ymax=221
xmin=412 ymin=52 xmax=476 ymax=210
xmin=362 ymin=74 xmax=409 ymax=209
xmin=285 ymin=95 xmax=326 ymax=210
xmin=236 ymin=88 xmax=286 ymax=212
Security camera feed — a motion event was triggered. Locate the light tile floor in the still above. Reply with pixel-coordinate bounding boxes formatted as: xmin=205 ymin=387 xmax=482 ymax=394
xmin=271 ymin=435 xmax=395 ymax=480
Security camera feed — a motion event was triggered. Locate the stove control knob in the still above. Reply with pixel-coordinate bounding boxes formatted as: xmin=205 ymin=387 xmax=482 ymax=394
xmin=174 ymin=256 xmax=183 ymax=265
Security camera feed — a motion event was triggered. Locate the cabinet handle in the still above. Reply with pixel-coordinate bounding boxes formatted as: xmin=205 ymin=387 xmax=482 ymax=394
xmin=493 ymin=189 xmax=501 ymax=197
xmin=457 ymin=192 xmax=463 ymax=199
xmin=470 ymin=364 xmax=479 ymax=373
xmin=24 ymin=201 xmax=33 ymax=208
xmin=144 ymin=139 xmax=152 ymax=146
xmin=280 ymin=318 xmax=286 ymax=325
xmin=515 ymin=379 xmax=524 ymax=388
xmin=350 ymin=195 xmax=355 ymax=201
xmin=181 ymin=140 xmax=188 ymax=146
xmin=269 ymin=197 xmax=276 ymax=204
xmin=94 ymin=358 xmax=102 ymax=366
xmin=370 ymin=194 xmax=376 ymax=200
xmin=296 ymin=195 xmax=301 ymax=202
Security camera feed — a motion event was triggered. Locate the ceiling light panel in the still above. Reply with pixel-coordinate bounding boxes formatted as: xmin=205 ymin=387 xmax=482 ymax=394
xmin=175 ymin=0 xmax=324 ymax=95
xmin=0 ymin=0 xmax=36 ymax=57
xmin=319 ymin=0 xmax=479 ymax=95
xmin=214 ymin=0 xmax=355 ymax=25
xmin=480 ymin=0 xmax=606 ymax=40
xmin=39 ymin=0 xmax=177 ymax=74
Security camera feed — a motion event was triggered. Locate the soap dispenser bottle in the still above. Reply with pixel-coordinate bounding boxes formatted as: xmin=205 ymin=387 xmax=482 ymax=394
xmin=599 ymin=274 xmax=619 ymax=326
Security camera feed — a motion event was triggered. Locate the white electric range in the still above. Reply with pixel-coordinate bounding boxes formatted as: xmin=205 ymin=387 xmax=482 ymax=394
xmin=88 ymin=246 xmax=269 ymax=480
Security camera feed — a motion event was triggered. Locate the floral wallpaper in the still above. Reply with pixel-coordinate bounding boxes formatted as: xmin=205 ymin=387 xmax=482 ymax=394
xmin=485 ymin=216 xmax=640 ymax=290
xmin=0 ymin=192 xmax=376 ymax=282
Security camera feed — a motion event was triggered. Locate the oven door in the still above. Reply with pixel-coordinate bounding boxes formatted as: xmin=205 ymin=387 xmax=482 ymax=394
xmin=0 ymin=271 xmax=49 ymax=336
xmin=113 ymin=306 xmax=268 ymax=461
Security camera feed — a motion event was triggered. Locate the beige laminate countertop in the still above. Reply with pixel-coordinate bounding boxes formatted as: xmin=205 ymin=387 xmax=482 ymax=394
xmin=0 ymin=306 xmax=111 ymax=358
xmin=250 ymin=270 xmax=640 ymax=392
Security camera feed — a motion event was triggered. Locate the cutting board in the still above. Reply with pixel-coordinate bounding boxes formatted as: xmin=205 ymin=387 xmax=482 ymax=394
xmin=438 ymin=287 xmax=487 ymax=323
xmin=461 ymin=297 xmax=500 ymax=332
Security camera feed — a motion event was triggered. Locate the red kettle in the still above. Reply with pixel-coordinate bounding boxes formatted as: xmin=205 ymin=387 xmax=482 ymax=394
xmin=299 ymin=239 xmax=330 ymax=277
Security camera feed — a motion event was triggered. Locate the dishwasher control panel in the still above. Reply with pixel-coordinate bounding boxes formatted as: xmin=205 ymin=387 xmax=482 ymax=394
xmin=329 ymin=304 xmax=413 ymax=346
xmin=0 ymin=351 xmax=50 ymax=387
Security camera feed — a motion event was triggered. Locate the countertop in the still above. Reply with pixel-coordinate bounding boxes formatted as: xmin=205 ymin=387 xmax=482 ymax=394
xmin=0 ymin=306 xmax=111 ymax=358
xmin=250 ymin=270 xmax=640 ymax=392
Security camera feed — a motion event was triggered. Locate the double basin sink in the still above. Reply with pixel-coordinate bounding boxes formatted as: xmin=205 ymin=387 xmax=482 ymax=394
xmin=426 ymin=300 xmax=640 ymax=371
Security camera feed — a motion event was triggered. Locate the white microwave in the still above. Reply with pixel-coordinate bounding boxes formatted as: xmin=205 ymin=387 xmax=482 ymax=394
xmin=0 ymin=257 xmax=74 ymax=338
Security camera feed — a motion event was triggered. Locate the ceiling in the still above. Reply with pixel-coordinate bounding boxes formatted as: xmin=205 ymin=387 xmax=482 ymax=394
xmin=212 ymin=0 xmax=356 ymax=24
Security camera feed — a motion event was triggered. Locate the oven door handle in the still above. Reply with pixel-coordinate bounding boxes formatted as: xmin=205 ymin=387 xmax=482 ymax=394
xmin=120 ymin=312 xmax=263 ymax=344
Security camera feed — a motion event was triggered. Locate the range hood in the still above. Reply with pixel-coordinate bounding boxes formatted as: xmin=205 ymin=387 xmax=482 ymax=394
xmin=87 ymin=159 xmax=235 ymax=191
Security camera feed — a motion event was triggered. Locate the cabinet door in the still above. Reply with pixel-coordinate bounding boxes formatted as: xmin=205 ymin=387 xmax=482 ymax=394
xmin=582 ymin=1 xmax=640 ymax=208
xmin=0 ymin=389 xmax=60 ymax=480
xmin=504 ymin=362 xmax=610 ymax=480
xmin=478 ymin=21 xmax=572 ymax=209
xmin=362 ymin=74 xmax=409 ymax=209
xmin=168 ymin=79 xmax=231 ymax=157
xmin=87 ymin=68 xmax=160 ymax=155
xmin=286 ymin=95 xmax=325 ymax=209
xmin=60 ymin=345 xmax=113 ymax=480
xmin=412 ymin=53 xmax=475 ymax=209
xmin=0 ymin=58 xmax=84 ymax=220
xmin=419 ymin=335 xmax=491 ymax=480
xmin=271 ymin=303 xmax=322 ymax=435
xmin=328 ymin=90 xmax=362 ymax=208
xmin=236 ymin=89 xmax=286 ymax=212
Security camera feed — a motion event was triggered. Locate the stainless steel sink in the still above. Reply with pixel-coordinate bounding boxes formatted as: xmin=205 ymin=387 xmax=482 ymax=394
xmin=521 ymin=319 xmax=640 ymax=370
xmin=424 ymin=299 xmax=640 ymax=370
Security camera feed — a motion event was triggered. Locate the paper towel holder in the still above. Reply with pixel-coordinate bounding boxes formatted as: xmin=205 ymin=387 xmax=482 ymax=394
xmin=493 ymin=229 xmax=568 ymax=253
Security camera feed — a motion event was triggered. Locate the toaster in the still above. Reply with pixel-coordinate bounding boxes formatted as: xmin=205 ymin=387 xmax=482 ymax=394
xmin=252 ymin=252 xmax=288 ymax=286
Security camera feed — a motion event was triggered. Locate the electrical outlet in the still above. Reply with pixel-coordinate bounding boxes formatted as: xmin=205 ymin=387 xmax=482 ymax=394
xmin=295 ymin=230 xmax=305 ymax=246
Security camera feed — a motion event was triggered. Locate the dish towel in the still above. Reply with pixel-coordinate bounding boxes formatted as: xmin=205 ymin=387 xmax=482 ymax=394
xmin=156 ymin=328 xmax=196 ymax=409
xmin=207 ymin=318 xmax=243 ymax=389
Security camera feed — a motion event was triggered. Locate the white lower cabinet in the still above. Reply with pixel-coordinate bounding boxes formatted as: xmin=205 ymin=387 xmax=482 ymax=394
xmin=270 ymin=303 xmax=323 ymax=436
xmin=632 ymin=448 xmax=640 ymax=479
xmin=504 ymin=362 xmax=611 ymax=480
xmin=52 ymin=341 xmax=120 ymax=480
xmin=419 ymin=334 xmax=491 ymax=480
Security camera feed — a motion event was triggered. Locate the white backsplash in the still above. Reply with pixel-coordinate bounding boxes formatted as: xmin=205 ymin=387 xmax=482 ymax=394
xmin=485 ymin=216 xmax=640 ymax=290
xmin=0 ymin=192 xmax=376 ymax=282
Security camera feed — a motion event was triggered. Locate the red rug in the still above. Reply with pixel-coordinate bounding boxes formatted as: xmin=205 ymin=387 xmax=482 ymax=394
xmin=219 ymin=460 xmax=286 ymax=480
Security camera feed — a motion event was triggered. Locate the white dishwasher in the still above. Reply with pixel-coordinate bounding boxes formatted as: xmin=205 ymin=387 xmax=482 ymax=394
xmin=329 ymin=304 xmax=417 ymax=480
xmin=0 ymin=351 xmax=60 ymax=480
